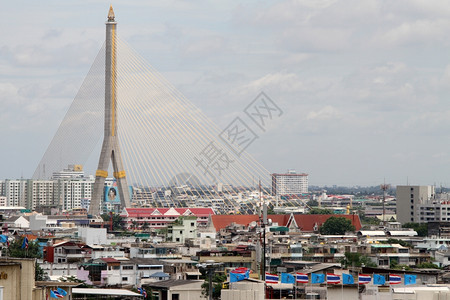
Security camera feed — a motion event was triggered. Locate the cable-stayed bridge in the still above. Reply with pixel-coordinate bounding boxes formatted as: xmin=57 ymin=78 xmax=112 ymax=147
xmin=32 ymin=8 xmax=295 ymax=215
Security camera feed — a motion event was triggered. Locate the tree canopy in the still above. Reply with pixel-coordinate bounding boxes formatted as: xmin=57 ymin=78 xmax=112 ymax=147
xmin=101 ymin=213 xmax=125 ymax=231
xmin=319 ymin=217 xmax=355 ymax=235
xmin=6 ymin=237 xmax=45 ymax=281
xmin=402 ymin=222 xmax=427 ymax=237
xmin=340 ymin=252 xmax=377 ymax=268
xmin=7 ymin=237 xmax=41 ymax=259
xmin=308 ymin=208 xmax=334 ymax=215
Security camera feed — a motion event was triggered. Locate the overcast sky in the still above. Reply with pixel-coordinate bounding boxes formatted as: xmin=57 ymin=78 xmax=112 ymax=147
xmin=2 ymin=0 xmax=450 ymax=187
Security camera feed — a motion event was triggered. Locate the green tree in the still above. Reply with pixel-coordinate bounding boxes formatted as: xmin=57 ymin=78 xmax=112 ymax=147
xmin=7 ymin=237 xmax=44 ymax=281
xmin=402 ymin=222 xmax=428 ymax=237
xmin=416 ymin=262 xmax=440 ymax=269
xmin=306 ymin=200 xmax=319 ymax=207
xmin=35 ymin=263 xmax=45 ymax=281
xmin=340 ymin=252 xmax=377 ymax=268
xmin=8 ymin=237 xmax=41 ymax=258
xmin=201 ymin=273 xmax=227 ymax=300
xmin=308 ymin=208 xmax=334 ymax=215
xmin=101 ymin=213 xmax=125 ymax=231
xmin=320 ymin=217 xmax=355 ymax=235
xmin=380 ymin=238 xmax=412 ymax=248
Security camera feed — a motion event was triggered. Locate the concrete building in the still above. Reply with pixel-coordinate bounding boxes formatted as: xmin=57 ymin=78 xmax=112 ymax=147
xmin=167 ymin=217 xmax=198 ymax=244
xmin=28 ymin=180 xmax=55 ymax=209
xmin=0 ymin=257 xmax=37 ymax=300
xmin=271 ymin=170 xmax=308 ymax=196
xmin=54 ymin=177 xmax=94 ymax=211
xmin=78 ymin=227 xmax=107 ymax=245
xmin=396 ymin=185 xmax=435 ymax=224
xmin=4 ymin=179 xmax=27 ymax=207
xmin=145 ymin=280 xmax=204 ymax=300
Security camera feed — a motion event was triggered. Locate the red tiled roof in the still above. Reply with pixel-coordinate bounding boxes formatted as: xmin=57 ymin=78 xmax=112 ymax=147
xmin=122 ymin=208 xmax=215 ymax=218
xmin=211 ymin=215 xmax=260 ymax=231
xmin=292 ymin=214 xmax=362 ymax=232
xmin=268 ymin=214 xmax=290 ymax=227
xmin=211 ymin=214 xmax=290 ymax=231
xmin=211 ymin=214 xmax=362 ymax=232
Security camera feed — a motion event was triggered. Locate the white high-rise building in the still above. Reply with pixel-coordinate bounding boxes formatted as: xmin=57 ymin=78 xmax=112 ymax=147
xmin=5 ymin=179 xmax=27 ymax=207
xmin=54 ymin=178 xmax=94 ymax=211
xmin=29 ymin=180 xmax=55 ymax=209
xmin=396 ymin=185 xmax=435 ymax=224
xmin=271 ymin=170 xmax=308 ymax=196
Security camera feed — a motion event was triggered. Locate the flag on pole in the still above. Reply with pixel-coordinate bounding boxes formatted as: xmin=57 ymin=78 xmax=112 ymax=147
xmin=326 ymin=273 xmax=340 ymax=284
xmin=56 ymin=288 xmax=67 ymax=297
xmin=230 ymin=270 xmax=249 ymax=282
xmin=373 ymin=274 xmax=386 ymax=285
xmin=0 ymin=235 xmax=7 ymax=243
xmin=311 ymin=273 xmax=325 ymax=284
xmin=265 ymin=272 xmax=279 ymax=283
xmin=21 ymin=237 xmax=28 ymax=249
xmin=342 ymin=273 xmax=354 ymax=284
xmin=281 ymin=273 xmax=295 ymax=284
xmin=404 ymin=274 xmax=416 ymax=285
xmin=137 ymin=287 xmax=147 ymax=297
xmin=50 ymin=290 xmax=63 ymax=298
xmin=358 ymin=274 xmax=371 ymax=284
xmin=389 ymin=274 xmax=402 ymax=285
xmin=296 ymin=273 xmax=309 ymax=283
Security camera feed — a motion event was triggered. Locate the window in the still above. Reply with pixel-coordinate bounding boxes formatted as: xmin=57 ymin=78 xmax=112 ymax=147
xmin=123 ymin=266 xmax=134 ymax=270
xmin=122 ymin=277 xmax=128 ymax=281
xmin=172 ymin=294 xmax=180 ymax=300
xmin=176 ymin=238 xmax=180 ymax=242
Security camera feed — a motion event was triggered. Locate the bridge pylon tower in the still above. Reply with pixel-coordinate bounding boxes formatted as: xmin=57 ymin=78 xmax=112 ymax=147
xmin=89 ymin=6 xmax=130 ymax=216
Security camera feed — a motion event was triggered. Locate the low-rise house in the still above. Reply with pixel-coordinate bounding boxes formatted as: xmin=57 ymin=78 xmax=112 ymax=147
xmin=167 ymin=216 xmax=197 ymax=244
xmin=4 ymin=215 xmax=29 ymax=229
xmin=195 ymin=245 xmax=257 ymax=272
xmin=144 ymin=279 xmax=204 ymax=300
xmin=97 ymin=257 xmax=167 ymax=287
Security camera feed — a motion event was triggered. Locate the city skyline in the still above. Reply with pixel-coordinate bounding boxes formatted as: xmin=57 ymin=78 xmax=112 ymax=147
xmin=2 ymin=1 xmax=450 ymax=187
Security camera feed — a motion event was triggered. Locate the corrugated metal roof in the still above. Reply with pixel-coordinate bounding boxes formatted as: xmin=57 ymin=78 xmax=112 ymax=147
xmin=388 ymin=231 xmax=418 ymax=236
xmin=72 ymin=288 xmax=142 ymax=296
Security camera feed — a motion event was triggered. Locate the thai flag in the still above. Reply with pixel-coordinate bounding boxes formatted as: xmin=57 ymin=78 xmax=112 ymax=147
xmin=296 ymin=273 xmax=309 ymax=283
xmin=326 ymin=273 xmax=340 ymax=284
xmin=389 ymin=274 xmax=402 ymax=285
xmin=21 ymin=237 xmax=28 ymax=250
xmin=265 ymin=272 xmax=279 ymax=283
xmin=51 ymin=290 xmax=64 ymax=298
xmin=358 ymin=274 xmax=371 ymax=284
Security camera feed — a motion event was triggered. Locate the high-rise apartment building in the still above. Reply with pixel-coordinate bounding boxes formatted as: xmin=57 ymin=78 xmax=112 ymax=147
xmin=271 ymin=170 xmax=308 ymax=196
xmin=396 ymin=185 xmax=435 ymax=224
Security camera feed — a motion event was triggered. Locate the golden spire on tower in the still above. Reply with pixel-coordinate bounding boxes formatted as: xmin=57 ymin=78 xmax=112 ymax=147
xmin=108 ymin=5 xmax=115 ymax=22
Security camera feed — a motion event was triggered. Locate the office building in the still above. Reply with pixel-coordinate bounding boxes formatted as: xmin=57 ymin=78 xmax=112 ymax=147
xmin=271 ymin=170 xmax=308 ymax=196
xmin=396 ymin=185 xmax=435 ymax=224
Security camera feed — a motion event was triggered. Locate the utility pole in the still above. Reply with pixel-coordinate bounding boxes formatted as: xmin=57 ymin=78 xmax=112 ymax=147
xmin=380 ymin=182 xmax=390 ymax=226
xmin=260 ymin=180 xmax=267 ymax=281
